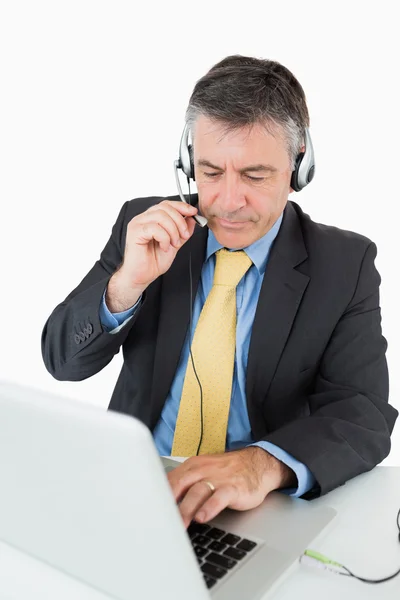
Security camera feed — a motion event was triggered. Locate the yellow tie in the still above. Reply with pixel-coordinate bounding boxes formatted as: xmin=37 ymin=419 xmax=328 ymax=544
xmin=171 ymin=248 xmax=253 ymax=456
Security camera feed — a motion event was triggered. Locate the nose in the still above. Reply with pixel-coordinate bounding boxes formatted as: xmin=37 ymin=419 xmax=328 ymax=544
xmin=218 ymin=172 xmax=246 ymax=215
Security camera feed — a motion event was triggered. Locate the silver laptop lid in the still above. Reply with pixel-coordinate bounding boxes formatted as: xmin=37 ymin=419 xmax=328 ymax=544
xmin=0 ymin=381 xmax=209 ymax=600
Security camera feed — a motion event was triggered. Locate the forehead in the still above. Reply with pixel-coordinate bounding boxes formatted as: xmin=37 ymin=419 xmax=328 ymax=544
xmin=192 ymin=114 xmax=289 ymax=167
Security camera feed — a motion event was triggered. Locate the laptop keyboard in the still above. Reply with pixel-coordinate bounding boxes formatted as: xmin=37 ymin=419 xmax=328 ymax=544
xmin=187 ymin=521 xmax=258 ymax=590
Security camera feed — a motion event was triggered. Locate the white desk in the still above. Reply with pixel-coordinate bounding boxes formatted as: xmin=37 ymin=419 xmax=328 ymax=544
xmin=272 ymin=466 xmax=400 ymax=600
xmin=0 ymin=467 xmax=398 ymax=599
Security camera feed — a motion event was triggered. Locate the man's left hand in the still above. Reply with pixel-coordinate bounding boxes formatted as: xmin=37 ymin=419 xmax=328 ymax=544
xmin=167 ymin=446 xmax=297 ymax=529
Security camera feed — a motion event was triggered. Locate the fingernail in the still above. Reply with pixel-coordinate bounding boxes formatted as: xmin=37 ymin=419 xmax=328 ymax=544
xmin=183 ymin=229 xmax=190 ymax=238
xmin=196 ymin=511 xmax=205 ymax=522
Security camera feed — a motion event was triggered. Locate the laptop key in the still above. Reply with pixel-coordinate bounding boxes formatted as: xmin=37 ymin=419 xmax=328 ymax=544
xmin=193 ymin=534 xmax=211 ymax=547
xmin=201 ymin=562 xmax=227 ymax=579
xmin=188 ymin=522 xmax=211 ymax=538
xmin=236 ymin=539 xmax=257 ymax=552
xmin=209 ymin=540 xmax=227 ymax=553
xmin=203 ymin=575 xmax=217 ymax=589
xmin=223 ymin=547 xmax=246 ymax=560
xmin=220 ymin=533 xmax=241 ymax=546
xmin=207 ymin=527 xmax=225 ymax=539
xmin=194 ymin=545 xmax=208 ymax=558
xmin=207 ymin=552 xmax=237 ymax=570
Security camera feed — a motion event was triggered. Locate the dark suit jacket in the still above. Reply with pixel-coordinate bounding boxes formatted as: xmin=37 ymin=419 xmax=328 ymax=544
xmin=41 ymin=195 xmax=398 ymax=499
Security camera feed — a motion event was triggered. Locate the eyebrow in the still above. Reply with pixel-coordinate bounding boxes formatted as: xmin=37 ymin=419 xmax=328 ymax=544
xmin=197 ymin=159 xmax=278 ymax=174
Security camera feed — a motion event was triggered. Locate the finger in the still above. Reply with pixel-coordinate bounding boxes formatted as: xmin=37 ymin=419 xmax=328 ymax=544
xmin=167 ymin=458 xmax=207 ymax=502
xmin=138 ymin=222 xmax=175 ymax=253
xmin=148 ymin=203 xmax=194 ymax=241
xmin=160 ymin=200 xmax=198 ymax=218
xmin=185 ymin=216 xmax=197 ymax=238
xmin=139 ymin=209 xmax=183 ymax=249
xmin=178 ymin=480 xmax=215 ymax=529
xmin=194 ymin=485 xmax=235 ymax=524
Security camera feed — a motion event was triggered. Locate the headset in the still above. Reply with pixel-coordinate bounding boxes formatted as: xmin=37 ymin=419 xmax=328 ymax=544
xmin=173 ymin=122 xmax=316 ymax=228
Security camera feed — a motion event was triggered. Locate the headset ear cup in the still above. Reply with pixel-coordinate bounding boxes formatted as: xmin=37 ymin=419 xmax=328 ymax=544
xmin=290 ymin=152 xmax=304 ymax=192
xmin=188 ymin=144 xmax=195 ymax=180
xmin=307 ymin=164 xmax=315 ymax=183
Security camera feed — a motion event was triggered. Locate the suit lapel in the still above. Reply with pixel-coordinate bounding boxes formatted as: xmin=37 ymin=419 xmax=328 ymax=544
xmin=149 ymin=217 xmax=208 ymax=429
xmin=246 ymin=201 xmax=310 ymax=438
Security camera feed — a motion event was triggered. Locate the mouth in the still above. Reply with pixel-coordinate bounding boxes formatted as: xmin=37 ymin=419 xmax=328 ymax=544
xmin=217 ymin=218 xmax=249 ymax=229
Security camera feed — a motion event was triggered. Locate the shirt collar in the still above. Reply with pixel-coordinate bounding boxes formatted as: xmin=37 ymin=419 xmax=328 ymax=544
xmin=205 ymin=211 xmax=284 ymax=275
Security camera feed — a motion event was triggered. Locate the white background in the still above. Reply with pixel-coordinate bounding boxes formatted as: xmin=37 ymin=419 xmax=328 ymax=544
xmin=0 ymin=0 xmax=398 ymax=465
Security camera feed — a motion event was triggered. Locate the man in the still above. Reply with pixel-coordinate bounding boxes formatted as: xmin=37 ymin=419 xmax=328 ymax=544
xmin=42 ymin=55 xmax=398 ymax=529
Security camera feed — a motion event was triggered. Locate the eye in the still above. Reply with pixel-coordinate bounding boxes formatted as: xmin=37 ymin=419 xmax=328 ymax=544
xmin=246 ymin=175 xmax=264 ymax=182
xmin=203 ymin=172 xmax=265 ymax=182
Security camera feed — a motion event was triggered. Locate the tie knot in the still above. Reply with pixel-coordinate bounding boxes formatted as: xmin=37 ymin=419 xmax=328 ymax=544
xmin=213 ymin=248 xmax=253 ymax=288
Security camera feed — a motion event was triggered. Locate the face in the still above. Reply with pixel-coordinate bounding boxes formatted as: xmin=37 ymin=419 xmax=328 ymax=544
xmin=193 ymin=115 xmax=296 ymax=249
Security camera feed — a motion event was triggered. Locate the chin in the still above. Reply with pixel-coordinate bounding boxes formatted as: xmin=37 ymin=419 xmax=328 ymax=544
xmin=211 ymin=224 xmax=255 ymax=250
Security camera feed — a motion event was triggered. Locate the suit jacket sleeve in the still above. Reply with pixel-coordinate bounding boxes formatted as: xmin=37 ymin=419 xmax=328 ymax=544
xmin=41 ymin=200 xmax=141 ymax=380
xmin=261 ymin=241 xmax=398 ymax=498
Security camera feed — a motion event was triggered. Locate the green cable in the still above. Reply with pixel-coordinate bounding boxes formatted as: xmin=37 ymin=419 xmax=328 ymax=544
xmin=301 ymin=508 xmax=400 ymax=584
xmin=303 ymin=549 xmax=344 ymax=569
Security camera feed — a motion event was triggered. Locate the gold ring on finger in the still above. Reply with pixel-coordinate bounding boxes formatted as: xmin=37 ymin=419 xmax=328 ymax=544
xmin=202 ymin=480 xmax=215 ymax=493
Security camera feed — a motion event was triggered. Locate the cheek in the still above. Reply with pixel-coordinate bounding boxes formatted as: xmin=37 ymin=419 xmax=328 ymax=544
xmin=248 ymin=193 xmax=272 ymax=216
xmin=197 ymin=185 xmax=216 ymax=209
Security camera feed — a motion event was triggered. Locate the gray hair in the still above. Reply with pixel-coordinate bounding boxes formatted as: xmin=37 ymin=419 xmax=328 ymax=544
xmin=185 ymin=55 xmax=310 ymax=171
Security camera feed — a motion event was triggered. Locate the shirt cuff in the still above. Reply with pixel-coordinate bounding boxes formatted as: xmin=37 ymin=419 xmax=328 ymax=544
xmin=99 ymin=289 xmax=142 ymax=334
xmin=248 ymin=441 xmax=316 ymax=498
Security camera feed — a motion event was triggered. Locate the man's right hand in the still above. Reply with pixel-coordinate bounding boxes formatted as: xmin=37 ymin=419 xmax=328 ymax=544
xmin=105 ymin=201 xmax=198 ymax=312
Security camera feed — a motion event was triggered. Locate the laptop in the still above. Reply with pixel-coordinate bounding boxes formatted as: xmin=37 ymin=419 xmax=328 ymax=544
xmin=0 ymin=380 xmax=336 ymax=599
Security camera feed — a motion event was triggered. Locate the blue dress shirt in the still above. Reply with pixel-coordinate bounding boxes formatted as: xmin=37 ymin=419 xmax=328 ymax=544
xmin=100 ymin=213 xmax=316 ymax=497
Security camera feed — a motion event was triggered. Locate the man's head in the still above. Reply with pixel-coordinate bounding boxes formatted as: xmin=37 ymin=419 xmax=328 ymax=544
xmin=185 ymin=55 xmax=310 ymax=249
